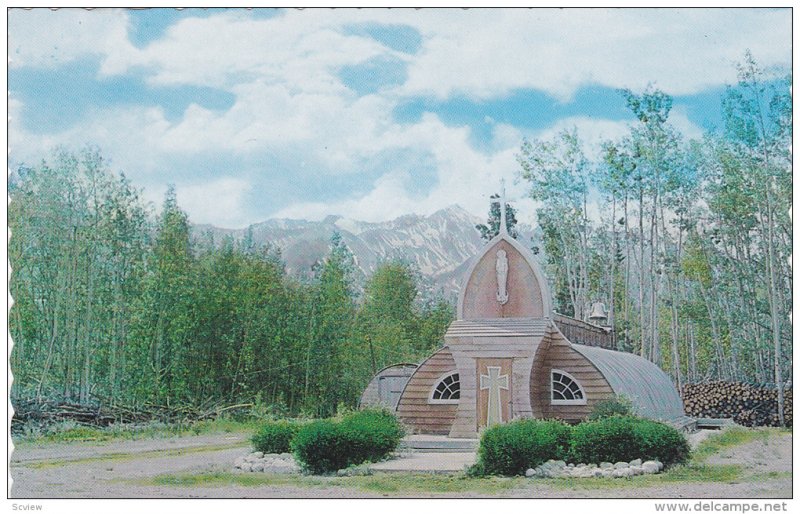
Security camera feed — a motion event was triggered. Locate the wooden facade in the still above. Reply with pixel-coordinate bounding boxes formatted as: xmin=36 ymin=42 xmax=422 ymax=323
xmin=531 ymin=327 xmax=614 ymax=422
xmin=365 ymin=209 xmax=684 ymax=436
xmin=396 ymin=348 xmax=458 ymax=435
xmin=359 ymin=363 xmax=418 ymax=410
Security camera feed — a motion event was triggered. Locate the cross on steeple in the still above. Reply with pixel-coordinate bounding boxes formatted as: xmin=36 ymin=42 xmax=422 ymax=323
xmin=499 ymin=179 xmax=508 ymax=236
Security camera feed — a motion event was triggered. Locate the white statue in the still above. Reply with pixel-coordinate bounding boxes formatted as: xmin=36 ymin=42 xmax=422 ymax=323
xmin=496 ymin=249 xmax=509 ymax=305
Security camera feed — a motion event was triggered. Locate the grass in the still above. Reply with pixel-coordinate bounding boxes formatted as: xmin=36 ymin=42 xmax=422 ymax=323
xmin=19 ymin=442 xmax=247 ymax=470
xmin=13 ymin=418 xmax=262 ymax=446
xmin=22 ymin=422 xmax=793 ymax=496
xmin=136 ymin=426 xmax=787 ymax=495
xmin=691 ymin=426 xmax=781 ymax=463
xmin=140 ymin=463 xmax=747 ymax=494
xmin=141 ymin=471 xmax=527 ymax=495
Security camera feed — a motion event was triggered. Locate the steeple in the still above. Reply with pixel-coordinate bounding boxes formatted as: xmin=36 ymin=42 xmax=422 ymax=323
xmin=499 ymin=178 xmax=508 ymax=236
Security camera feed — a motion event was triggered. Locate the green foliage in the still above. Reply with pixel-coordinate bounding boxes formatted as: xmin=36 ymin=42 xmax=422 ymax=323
xmin=691 ymin=426 xmax=773 ymax=463
xmin=356 ymin=260 xmax=451 ymax=379
xmin=339 ymin=408 xmax=405 ymax=463
xmin=8 ymin=53 xmax=792 ymax=427
xmin=291 ymin=420 xmax=349 ymax=474
xmin=570 ymin=416 xmax=690 ymax=468
xmin=472 ymin=419 xmax=572 ymax=476
xmin=588 ymin=396 xmax=634 ymax=421
xmin=475 ymin=193 xmax=519 ymax=240
xmin=291 ymin=409 xmax=404 ymax=474
xmin=251 ymin=420 xmax=302 ymax=454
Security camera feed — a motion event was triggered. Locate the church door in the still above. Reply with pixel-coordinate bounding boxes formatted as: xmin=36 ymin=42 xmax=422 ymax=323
xmin=476 ymin=358 xmax=512 ymax=431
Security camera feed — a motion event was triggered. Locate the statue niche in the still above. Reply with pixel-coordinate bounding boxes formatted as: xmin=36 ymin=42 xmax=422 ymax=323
xmin=458 ymin=238 xmax=547 ymax=319
xmin=495 ymin=249 xmax=509 ymax=305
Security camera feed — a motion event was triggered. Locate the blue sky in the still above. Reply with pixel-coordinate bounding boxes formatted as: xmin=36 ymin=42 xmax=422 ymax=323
xmin=8 ymin=8 xmax=791 ymax=228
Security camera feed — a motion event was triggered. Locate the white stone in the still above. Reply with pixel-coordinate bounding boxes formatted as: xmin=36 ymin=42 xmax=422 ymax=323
xmin=630 ymin=465 xmax=644 ymax=476
xmin=592 ymin=469 xmax=605 ymax=478
xmin=614 ymin=461 xmax=629 ymax=469
xmin=240 ymin=462 xmax=252 ymax=472
xmin=600 ymin=462 xmax=613 ymax=469
xmin=234 ymin=457 xmax=245 ymax=468
xmin=629 ymin=458 xmax=642 ymax=467
xmin=525 ymin=468 xmax=536 ymax=477
xmin=252 ymin=462 xmax=265 ymax=472
xmin=270 ymin=464 xmax=299 ymax=474
xmin=252 ymin=451 xmax=264 ymax=458
xmin=612 ymin=468 xmax=634 ymax=478
xmin=642 ymin=461 xmax=660 ymax=474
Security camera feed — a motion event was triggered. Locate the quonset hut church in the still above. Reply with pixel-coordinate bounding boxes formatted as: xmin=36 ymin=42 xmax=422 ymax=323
xmin=360 ymin=194 xmax=686 ymax=438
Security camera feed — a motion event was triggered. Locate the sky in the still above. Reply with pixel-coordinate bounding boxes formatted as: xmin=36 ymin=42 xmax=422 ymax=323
xmin=7 ymin=7 xmax=792 ymax=228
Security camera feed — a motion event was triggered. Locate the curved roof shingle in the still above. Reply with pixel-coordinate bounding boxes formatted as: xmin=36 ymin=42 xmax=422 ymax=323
xmin=572 ymin=344 xmax=685 ymax=421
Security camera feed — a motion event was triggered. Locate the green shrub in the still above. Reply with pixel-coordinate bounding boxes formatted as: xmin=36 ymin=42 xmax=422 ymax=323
xmin=291 ymin=420 xmax=351 ymax=474
xmin=291 ymin=408 xmax=405 ymax=474
xmin=340 ymin=408 xmax=405 ymax=463
xmin=570 ymin=415 xmax=690 ymax=467
xmin=588 ymin=396 xmax=634 ymax=421
xmin=474 ymin=419 xmax=572 ymax=476
xmin=251 ymin=420 xmax=301 ymax=454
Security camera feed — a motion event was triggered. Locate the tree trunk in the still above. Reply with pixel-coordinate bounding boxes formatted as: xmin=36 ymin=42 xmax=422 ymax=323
xmin=638 ymin=189 xmax=647 ymax=359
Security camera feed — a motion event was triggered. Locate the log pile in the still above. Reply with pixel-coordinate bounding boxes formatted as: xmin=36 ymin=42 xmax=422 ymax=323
xmin=682 ymin=382 xmax=793 ymax=428
xmin=11 ymin=398 xmax=148 ymax=433
xmin=11 ymin=397 xmax=255 ymax=434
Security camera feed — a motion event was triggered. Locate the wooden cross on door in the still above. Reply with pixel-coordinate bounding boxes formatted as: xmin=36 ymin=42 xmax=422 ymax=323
xmin=480 ymin=366 xmax=509 ymax=427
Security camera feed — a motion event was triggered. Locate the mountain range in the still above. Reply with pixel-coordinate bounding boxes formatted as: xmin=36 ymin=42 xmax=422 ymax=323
xmin=191 ymin=205 xmax=539 ymax=297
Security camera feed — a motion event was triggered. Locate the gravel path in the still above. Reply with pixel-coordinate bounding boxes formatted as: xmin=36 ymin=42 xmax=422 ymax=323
xmin=9 ymin=430 xmax=792 ymax=498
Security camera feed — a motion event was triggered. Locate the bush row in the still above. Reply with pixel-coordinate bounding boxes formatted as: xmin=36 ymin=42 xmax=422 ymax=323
xmin=251 ymin=420 xmax=303 ymax=454
xmin=472 ymin=416 xmax=690 ymax=476
xmin=251 ymin=409 xmax=405 ymax=474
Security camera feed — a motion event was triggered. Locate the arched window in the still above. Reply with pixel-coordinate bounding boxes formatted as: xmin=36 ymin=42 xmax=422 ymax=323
xmin=429 ymin=372 xmax=460 ymax=404
xmin=551 ymin=370 xmax=587 ymax=405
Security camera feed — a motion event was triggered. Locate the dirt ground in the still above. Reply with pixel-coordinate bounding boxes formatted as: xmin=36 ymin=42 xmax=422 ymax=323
xmin=8 ymin=430 xmax=792 ymax=499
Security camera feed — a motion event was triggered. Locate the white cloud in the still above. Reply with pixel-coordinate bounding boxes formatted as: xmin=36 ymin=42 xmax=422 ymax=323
xmin=176 ymin=177 xmax=251 ymax=227
xmin=274 ymin=113 xmax=527 ymax=223
xmin=668 ymin=105 xmax=706 ymax=141
xmin=394 ymin=8 xmax=791 ymax=100
xmin=7 ymin=8 xmax=791 ymax=228
xmin=8 ymin=8 xmax=137 ymax=70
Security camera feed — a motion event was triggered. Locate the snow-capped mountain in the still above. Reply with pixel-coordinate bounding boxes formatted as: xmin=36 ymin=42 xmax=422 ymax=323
xmin=191 ymin=205 xmax=538 ymax=296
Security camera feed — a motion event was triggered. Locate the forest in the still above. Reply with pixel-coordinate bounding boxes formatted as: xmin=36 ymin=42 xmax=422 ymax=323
xmin=8 ymin=54 xmax=792 ymax=423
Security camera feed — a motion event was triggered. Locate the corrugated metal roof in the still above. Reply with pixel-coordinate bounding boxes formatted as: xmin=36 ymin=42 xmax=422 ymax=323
xmin=572 ymin=344 xmax=685 ymax=421
xmin=446 ymin=318 xmax=550 ymax=337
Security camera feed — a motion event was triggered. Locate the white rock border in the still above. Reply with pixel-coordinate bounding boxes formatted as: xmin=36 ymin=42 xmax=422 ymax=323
xmin=234 ymin=451 xmax=301 ymax=474
xmin=526 ymin=458 xmax=664 ymax=479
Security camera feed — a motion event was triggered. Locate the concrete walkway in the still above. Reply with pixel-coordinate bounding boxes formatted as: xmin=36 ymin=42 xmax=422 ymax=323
xmin=399 ymin=434 xmax=478 ymax=452
xmin=370 ymin=451 xmax=477 ymax=473
xmin=370 ymin=435 xmax=479 ymax=473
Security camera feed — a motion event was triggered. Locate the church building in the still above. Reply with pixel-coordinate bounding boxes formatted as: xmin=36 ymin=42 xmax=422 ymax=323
xmin=360 ymin=191 xmax=686 ymax=438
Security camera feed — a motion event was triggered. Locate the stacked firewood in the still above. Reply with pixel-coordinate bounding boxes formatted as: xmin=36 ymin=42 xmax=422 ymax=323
xmin=11 ymin=397 xmax=255 ymax=434
xmin=11 ymin=398 xmax=146 ymax=432
xmin=682 ymin=382 xmax=793 ymax=428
